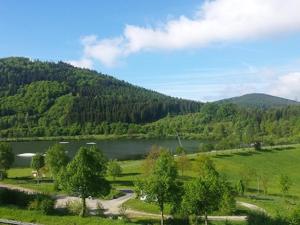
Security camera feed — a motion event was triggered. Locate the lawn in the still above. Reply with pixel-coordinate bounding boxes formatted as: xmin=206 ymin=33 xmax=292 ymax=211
xmin=0 ymin=206 xmax=135 ymax=225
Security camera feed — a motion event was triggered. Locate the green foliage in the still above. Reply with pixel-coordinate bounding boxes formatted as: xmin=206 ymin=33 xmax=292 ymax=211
xmin=0 ymin=57 xmax=201 ymax=138
xmin=0 ymin=187 xmax=54 ymax=215
xmin=31 ymin=153 xmax=45 ymax=171
xmin=0 ymin=188 xmax=31 ymax=207
xmin=141 ymin=151 xmax=182 ymax=225
xmin=31 ymin=153 xmax=45 ymax=183
xmin=107 ymin=159 xmax=122 ymax=180
xmin=177 ymin=153 xmax=190 ymax=176
xmin=0 ymin=142 xmax=14 ymax=179
xmin=182 ymin=157 xmax=235 ymax=225
xmin=45 ymin=144 xmax=69 ymax=179
xmin=28 ymin=195 xmax=55 ymax=215
xmin=199 ymin=143 xmax=214 ymax=152
xmin=59 ymin=146 xmax=110 ymax=216
xmin=236 ymin=179 xmax=245 ymax=196
xmin=175 ymin=146 xmax=186 ymax=155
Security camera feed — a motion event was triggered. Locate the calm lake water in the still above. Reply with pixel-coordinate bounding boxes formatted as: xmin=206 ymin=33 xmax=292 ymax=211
xmin=11 ymin=139 xmax=201 ymax=167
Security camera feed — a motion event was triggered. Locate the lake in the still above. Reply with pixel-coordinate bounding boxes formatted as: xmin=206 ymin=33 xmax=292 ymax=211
xmin=11 ymin=139 xmax=201 ymax=167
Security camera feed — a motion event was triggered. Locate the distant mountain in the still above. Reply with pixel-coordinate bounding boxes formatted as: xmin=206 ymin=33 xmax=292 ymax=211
xmin=0 ymin=57 xmax=202 ymax=137
xmin=217 ymin=93 xmax=300 ymax=108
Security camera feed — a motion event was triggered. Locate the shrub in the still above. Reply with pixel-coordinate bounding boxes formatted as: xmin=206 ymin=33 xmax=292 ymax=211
xmin=39 ymin=198 xmax=55 ymax=215
xmin=0 ymin=188 xmax=31 ymax=207
xmin=65 ymin=199 xmax=83 ymax=215
xmin=28 ymin=194 xmax=55 ymax=215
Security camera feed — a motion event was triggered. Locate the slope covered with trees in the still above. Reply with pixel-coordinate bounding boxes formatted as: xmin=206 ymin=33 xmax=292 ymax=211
xmin=144 ymin=103 xmax=300 ymax=148
xmin=0 ymin=57 xmax=201 ymax=137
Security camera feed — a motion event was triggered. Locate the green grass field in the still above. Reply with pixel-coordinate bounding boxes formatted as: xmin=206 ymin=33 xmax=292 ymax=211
xmin=1 ymin=144 xmax=300 ymax=223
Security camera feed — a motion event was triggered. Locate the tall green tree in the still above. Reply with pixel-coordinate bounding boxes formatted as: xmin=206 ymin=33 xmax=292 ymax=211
xmin=45 ymin=144 xmax=69 ymax=179
xmin=107 ymin=159 xmax=122 ymax=180
xmin=0 ymin=142 xmax=14 ymax=180
xmin=59 ymin=146 xmax=110 ymax=217
xmin=142 ymin=151 xmax=181 ymax=225
xmin=183 ymin=156 xmax=235 ymax=225
xmin=31 ymin=153 xmax=45 ymax=184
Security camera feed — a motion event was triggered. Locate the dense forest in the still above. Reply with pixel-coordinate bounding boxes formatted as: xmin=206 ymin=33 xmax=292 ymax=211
xmin=144 ymin=103 xmax=300 ymax=148
xmin=0 ymin=57 xmax=201 ymax=137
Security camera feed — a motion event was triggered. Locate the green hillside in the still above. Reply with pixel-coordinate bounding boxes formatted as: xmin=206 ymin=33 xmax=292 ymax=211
xmin=0 ymin=57 xmax=201 ymax=138
xmin=144 ymin=103 xmax=300 ymax=147
xmin=217 ymin=93 xmax=300 ymax=108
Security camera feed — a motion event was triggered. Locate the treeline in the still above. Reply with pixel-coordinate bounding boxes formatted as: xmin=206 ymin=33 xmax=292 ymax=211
xmin=145 ymin=103 xmax=300 ymax=148
xmin=0 ymin=57 xmax=201 ymax=137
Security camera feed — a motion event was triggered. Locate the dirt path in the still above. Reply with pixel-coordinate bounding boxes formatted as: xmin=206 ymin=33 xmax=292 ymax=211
xmin=55 ymin=190 xmax=134 ymax=215
xmin=237 ymin=201 xmax=267 ymax=213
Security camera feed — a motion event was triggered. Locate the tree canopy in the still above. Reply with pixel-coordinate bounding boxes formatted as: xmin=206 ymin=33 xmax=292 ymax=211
xmin=59 ymin=146 xmax=110 ymax=216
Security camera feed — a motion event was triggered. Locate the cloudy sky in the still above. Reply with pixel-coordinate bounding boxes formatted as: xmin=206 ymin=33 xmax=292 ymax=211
xmin=1 ymin=0 xmax=300 ymax=101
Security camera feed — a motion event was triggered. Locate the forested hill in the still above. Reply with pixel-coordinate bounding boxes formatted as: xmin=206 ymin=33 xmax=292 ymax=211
xmin=0 ymin=57 xmax=201 ymax=137
xmin=144 ymin=103 xmax=300 ymax=148
xmin=217 ymin=93 xmax=300 ymax=108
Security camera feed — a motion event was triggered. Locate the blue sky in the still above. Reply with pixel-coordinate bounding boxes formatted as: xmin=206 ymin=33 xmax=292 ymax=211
xmin=1 ymin=0 xmax=300 ymax=101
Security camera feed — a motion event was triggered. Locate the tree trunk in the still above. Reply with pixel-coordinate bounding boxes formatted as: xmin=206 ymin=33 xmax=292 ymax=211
xmin=204 ymin=211 xmax=208 ymax=225
xmin=80 ymin=197 xmax=86 ymax=217
xmin=160 ymin=209 xmax=164 ymax=225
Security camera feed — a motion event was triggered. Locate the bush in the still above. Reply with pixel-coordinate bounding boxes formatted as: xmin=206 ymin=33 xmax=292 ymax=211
xmin=199 ymin=143 xmax=214 ymax=152
xmin=28 ymin=194 xmax=55 ymax=215
xmin=0 ymin=188 xmax=31 ymax=207
xmin=65 ymin=199 xmax=83 ymax=215
xmin=39 ymin=198 xmax=55 ymax=215
xmin=247 ymin=211 xmax=288 ymax=225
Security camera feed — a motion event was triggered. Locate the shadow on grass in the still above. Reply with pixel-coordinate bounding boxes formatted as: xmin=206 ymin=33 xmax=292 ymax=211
xmin=247 ymin=211 xmax=288 ymax=225
xmin=120 ymin=172 xmax=140 ymax=177
xmin=8 ymin=177 xmax=54 ymax=184
xmin=234 ymin=151 xmax=261 ymax=156
xmin=110 ymin=180 xmax=134 ymax=187
xmin=213 ymin=154 xmax=233 ymax=158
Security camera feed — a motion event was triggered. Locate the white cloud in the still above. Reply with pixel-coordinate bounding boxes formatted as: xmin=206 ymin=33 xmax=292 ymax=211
xmin=67 ymin=58 xmax=93 ymax=69
xmin=269 ymin=72 xmax=300 ymax=100
xmin=72 ymin=0 xmax=300 ymax=67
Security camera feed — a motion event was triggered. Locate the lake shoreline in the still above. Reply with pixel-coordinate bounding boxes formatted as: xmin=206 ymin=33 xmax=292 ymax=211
xmin=0 ymin=133 xmax=204 ymax=142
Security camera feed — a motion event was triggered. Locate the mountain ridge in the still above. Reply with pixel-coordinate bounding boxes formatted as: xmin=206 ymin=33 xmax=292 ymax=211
xmin=216 ymin=93 xmax=300 ymax=108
